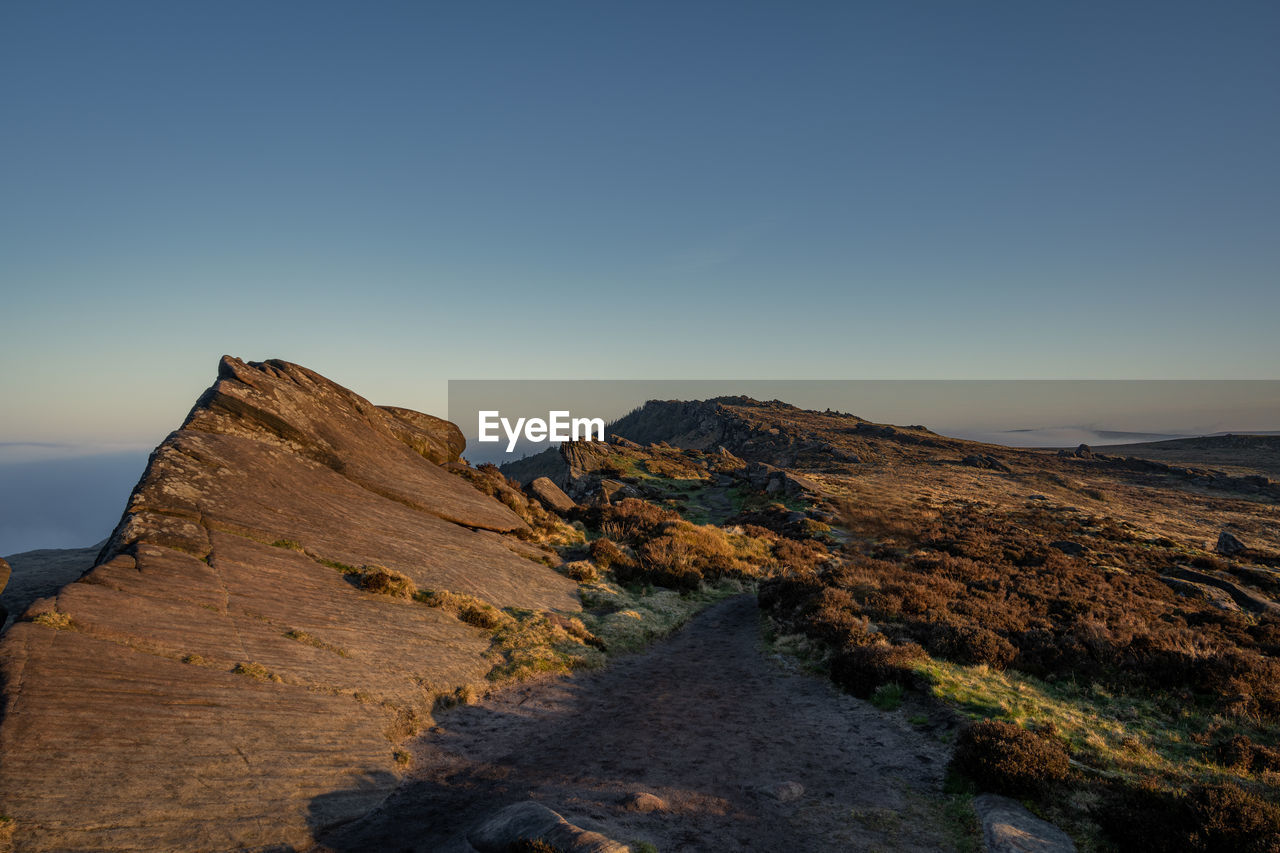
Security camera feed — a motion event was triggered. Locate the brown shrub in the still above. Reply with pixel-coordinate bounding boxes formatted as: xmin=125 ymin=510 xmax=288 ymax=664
xmin=588 ymin=537 xmax=631 ymax=570
xmin=1214 ymin=734 xmax=1280 ymax=774
xmin=804 ymin=587 xmax=872 ymax=647
xmin=772 ymin=537 xmax=830 ymax=573
xmin=1188 ymin=783 xmax=1280 ymax=852
xmin=917 ymin=621 xmax=1018 ymax=669
xmin=562 ymin=560 xmax=600 ymax=584
xmin=596 ymin=498 xmax=680 ymax=544
xmin=359 ymin=565 xmax=417 ymax=598
xmin=1100 ymin=780 xmax=1280 ymax=853
xmin=458 ymin=603 xmax=504 ymax=630
xmin=766 ymin=497 xmax=1280 ymax=720
xmin=829 ymin=641 xmax=927 ymax=699
xmin=950 ymin=719 xmax=1070 ymax=798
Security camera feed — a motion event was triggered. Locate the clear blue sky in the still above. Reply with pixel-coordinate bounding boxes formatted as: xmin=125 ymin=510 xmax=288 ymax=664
xmin=3 ymin=1 xmax=1279 ymax=450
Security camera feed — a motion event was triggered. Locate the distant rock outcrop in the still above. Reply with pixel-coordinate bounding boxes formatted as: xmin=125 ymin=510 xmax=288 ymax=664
xmin=0 ymin=357 xmax=578 ymax=852
xmin=961 ymin=453 xmax=1013 ymax=473
xmin=0 ymin=557 xmax=9 ymax=625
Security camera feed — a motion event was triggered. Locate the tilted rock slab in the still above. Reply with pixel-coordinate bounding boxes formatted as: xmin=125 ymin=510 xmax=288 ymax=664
xmin=529 ymin=476 xmax=577 ymax=514
xmin=0 ymin=357 xmax=579 ymax=852
xmin=468 ymin=801 xmax=631 ymax=853
xmin=973 ymin=794 xmax=1077 ymax=853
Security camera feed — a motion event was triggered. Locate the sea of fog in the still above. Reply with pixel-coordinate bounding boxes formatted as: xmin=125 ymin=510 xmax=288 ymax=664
xmin=5 ymin=425 xmax=1275 ymax=556
xmin=0 ymin=448 xmax=150 ymax=557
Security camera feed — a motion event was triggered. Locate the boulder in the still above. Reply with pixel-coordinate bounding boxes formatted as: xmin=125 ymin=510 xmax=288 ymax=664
xmin=1216 ymin=531 xmax=1247 ymax=557
xmin=782 ymin=472 xmax=820 ymax=498
xmin=761 ymin=781 xmax=805 ymax=802
xmin=468 ymin=801 xmax=629 ymax=853
xmin=620 ymin=791 xmax=667 ymax=813
xmin=599 ymin=479 xmax=629 ymax=503
xmin=973 ymin=794 xmax=1076 ymax=852
xmin=1049 ymin=541 xmax=1088 ymax=557
xmin=529 ymin=477 xmax=577 ymax=514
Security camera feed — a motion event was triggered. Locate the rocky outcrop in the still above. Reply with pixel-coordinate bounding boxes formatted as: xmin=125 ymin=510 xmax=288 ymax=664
xmin=1158 ymin=575 xmax=1242 ymax=613
xmin=962 ymin=454 xmax=1013 ymax=473
xmin=1166 ymin=565 xmax=1279 ymax=615
xmin=744 ymin=462 xmax=820 ymax=498
xmin=468 ymin=801 xmax=630 ymax=853
xmin=0 ymin=357 xmax=579 ymax=852
xmin=377 ymin=405 xmax=466 ymax=465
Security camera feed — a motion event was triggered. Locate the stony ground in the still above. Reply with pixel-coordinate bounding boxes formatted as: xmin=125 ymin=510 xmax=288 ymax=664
xmin=316 ymin=594 xmax=958 ymax=853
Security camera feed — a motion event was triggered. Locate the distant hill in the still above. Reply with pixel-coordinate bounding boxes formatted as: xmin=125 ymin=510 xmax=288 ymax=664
xmin=1082 ymin=433 xmax=1280 ymax=478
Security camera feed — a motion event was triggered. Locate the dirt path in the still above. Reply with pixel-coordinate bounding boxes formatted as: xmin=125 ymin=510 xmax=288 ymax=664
xmin=316 ymin=595 xmax=957 ymax=852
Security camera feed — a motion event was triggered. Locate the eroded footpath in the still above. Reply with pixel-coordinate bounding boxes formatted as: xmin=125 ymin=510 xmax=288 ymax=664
xmin=316 ymin=594 xmax=958 ymax=852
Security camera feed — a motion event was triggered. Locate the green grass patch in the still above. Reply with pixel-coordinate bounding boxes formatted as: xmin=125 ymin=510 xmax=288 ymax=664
xmin=580 ymin=577 xmax=750 ymax=654
xmin=916 ymin=658 xmax=1269 ymax=787
xmin=484 ymin=608 xmax=604 ymax=682
xmin=870 ymin=682 xmax=905 ymax=711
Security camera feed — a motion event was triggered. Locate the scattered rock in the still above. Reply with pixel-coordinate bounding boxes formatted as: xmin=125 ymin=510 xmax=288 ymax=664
xmin=962 ymin=454 xmax=1012 ymax=473
xmin=1217 ymin=531 xmax=1247 ymax=557
xmin=761 ymin=781 xmax=805 ymax=802
xmin=1048 ymin=541 xmax=1088 ymax=557
xmin=468 ymin=801 xmax=629 ymax=853
xmin=529 ymin=477 xmax=576 ymax=514
xmin=1158 ymin=576 xmax=1242 ymax=613
xmin=621 ymin=791 xmax=668 ymax=813
xmin=973 ymin=793 xmax=1077 ymax=852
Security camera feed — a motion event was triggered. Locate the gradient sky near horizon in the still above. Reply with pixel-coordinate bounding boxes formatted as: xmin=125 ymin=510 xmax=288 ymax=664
xmin=3 ymin=1 xmax=1279 ymax=453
